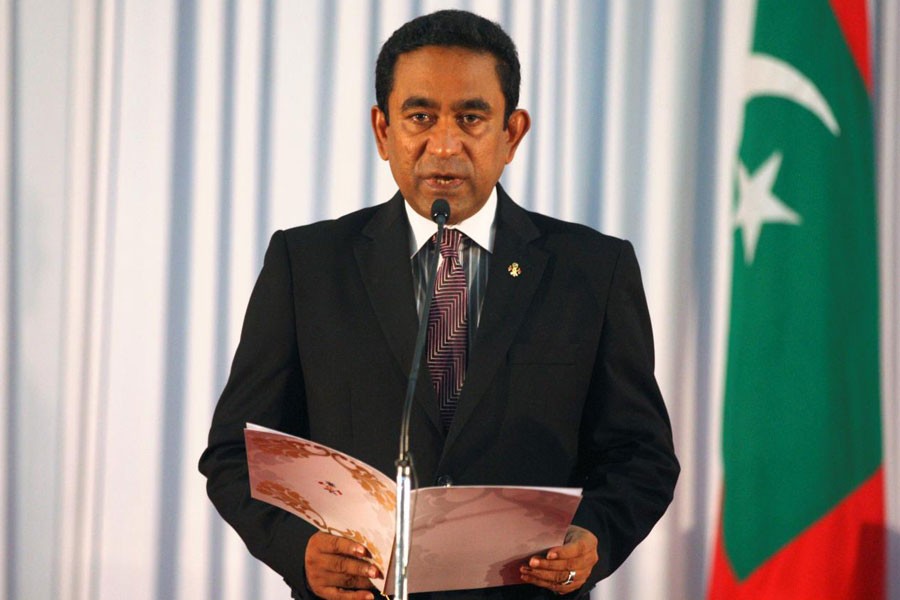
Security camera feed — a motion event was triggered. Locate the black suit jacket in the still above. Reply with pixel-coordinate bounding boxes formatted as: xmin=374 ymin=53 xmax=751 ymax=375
xmin=199 ymin=186 xmax=679 ymax=599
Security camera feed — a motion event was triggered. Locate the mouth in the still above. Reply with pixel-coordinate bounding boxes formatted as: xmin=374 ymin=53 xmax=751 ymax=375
xmin=424 ymin=174 xmax=464 ymax=189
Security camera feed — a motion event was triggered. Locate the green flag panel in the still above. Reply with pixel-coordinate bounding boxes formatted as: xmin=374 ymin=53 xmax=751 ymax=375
xmin=721 ymin=0 xmax=881 ymax=579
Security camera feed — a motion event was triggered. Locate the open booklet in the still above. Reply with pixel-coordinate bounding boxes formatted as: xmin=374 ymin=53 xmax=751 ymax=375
xmin=244 ymin=424 xmax=582 ymax=594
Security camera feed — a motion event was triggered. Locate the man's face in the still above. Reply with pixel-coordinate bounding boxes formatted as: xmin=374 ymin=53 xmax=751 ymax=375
xmin=371 ymin=46 xmax=530 ymax=225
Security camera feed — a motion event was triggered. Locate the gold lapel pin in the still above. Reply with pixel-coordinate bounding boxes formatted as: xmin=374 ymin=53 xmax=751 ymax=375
xmin=507 ymin=262 xmax=522 ymax=277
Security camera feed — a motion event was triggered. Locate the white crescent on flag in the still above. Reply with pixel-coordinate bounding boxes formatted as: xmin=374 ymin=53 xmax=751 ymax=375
xmin=743 ymin=53 xmax=840 ymax=136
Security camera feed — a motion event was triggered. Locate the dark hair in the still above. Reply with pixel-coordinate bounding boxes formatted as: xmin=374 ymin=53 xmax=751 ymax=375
xmin=375 ymin=10 xmax=521 ymax=126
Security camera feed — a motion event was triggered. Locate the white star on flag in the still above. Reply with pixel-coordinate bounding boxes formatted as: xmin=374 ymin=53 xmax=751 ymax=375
xmin=735 ymin=151 xmax=802 ymax=265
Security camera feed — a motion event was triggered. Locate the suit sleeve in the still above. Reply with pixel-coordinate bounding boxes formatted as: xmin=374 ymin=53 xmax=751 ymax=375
xmin=572 ymin=240 xmax=680 ymax=591
xmin=198 ymin=230 xmax=318 ymax=596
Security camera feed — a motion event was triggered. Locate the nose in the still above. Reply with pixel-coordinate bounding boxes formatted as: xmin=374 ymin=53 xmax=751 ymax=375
xmin=426 ymin=120 xmax=463 ymax=157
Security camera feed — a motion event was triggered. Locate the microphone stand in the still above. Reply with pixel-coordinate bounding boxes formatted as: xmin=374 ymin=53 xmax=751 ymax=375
xmin=393 ymin=199 xmax=449 ymax=600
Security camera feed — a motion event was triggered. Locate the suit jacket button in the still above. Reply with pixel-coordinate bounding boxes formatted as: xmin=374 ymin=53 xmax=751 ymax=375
xmin=436 ymin=475 xmax=453 ymax=487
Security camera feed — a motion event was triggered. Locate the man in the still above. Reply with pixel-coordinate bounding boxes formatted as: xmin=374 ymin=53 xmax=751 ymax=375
xmin=200 ymin=10 xmax=678 ymax=600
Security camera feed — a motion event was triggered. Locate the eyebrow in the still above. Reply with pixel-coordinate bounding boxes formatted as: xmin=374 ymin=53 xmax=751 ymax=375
xmin=398 ymin=96 xmax=494 ymax=114
xmin=452 ymin=98 xmax=492 ymax=113
xmin=400 ymin=96 xmax=438 ymax=112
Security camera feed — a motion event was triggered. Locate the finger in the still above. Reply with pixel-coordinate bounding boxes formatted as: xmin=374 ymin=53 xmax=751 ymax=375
xmin=519 ymin=568 xmax=587 ymax=592
xmin=308 ymin=570 xmax=378 ymax=600
xmin=307 ymin=534 xmax=382 ymax=577
xmin=308 ymin=553 xmax=382 ymax=583
xmin=525 ymin=538 xmax=596 ymax=569
xmin=519 ymin=565 xmax=577 ymax=585
xmin=317 ymin=586 xmax=377 ymax=600
xmin=544 ymin=537 xmax=589 ymax=560
xmin=520 ymin=562 xmax=591 ymax=591
xmin=524 ymin=552 xmax=595 ymax=573
xmin=330 ymin=555 xmax=382 ymax=580
xmin=327 ymin=572 xmax=377 ymax=589
xmin=324 ymin=534 xmax=371 ymax=559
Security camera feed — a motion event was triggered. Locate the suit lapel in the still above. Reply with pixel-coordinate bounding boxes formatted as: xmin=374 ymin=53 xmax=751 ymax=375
xmin=442 ymin=187 xmax=548 ymax=456
xmin=353 ymin=194 xmax=444 ymax=434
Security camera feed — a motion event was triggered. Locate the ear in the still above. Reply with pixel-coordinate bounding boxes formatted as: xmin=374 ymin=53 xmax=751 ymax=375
xmin=503 ymin=109 xmax=531 ymax=164
xmin=371 ymin=106 xmax=390 ymax=160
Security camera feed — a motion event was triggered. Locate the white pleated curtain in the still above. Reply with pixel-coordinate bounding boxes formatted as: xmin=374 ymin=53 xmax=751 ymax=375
xmin=1 ymin=1 xmax=898 ymax=599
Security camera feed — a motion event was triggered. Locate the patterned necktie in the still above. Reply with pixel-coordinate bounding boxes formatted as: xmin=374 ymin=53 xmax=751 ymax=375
xmin=427 ymin=228 xmax=468 ymax=432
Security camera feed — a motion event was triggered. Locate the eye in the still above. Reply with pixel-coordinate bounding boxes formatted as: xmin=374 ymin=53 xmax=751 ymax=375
xmin=460 ymin=114 xmax=482 ymax=125
xmin=410 ymin=113 xmax=432 ymax=123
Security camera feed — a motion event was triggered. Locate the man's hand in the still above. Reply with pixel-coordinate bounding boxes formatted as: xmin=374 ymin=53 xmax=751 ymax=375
xmin=519 ymin=525 xmax=599 ymax=594
xmin=304 ymin=532 xmax=381 ymax=600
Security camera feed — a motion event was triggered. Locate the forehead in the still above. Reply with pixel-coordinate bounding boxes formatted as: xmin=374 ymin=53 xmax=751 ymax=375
xmin=390 ymin=46 xmax=503 ymax=105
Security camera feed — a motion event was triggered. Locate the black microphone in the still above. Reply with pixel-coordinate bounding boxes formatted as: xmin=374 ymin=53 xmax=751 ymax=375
xmin=431 ymin=198 xmax=450 ymax=227
xmin=394 ymin=199 xmax=449 ymax=597
xmin=398 ymin=199 xmax=450 ymax=460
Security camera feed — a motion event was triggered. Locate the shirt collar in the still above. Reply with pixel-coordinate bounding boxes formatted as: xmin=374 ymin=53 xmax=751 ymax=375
xmin=405 ymin=187 xmax=498 ymax=257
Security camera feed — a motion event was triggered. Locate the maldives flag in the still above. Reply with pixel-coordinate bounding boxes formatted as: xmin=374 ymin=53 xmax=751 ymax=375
xmin=708 ymin=1 xmax=884 ymax=599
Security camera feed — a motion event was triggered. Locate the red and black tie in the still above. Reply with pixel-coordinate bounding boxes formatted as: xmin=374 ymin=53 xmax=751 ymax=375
xmin=426 ymin=228 xmax=468 ymax=432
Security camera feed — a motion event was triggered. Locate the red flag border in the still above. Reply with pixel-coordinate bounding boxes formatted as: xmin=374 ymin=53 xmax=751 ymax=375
xmin=709 ymin=468 xmax=885 ymax=599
